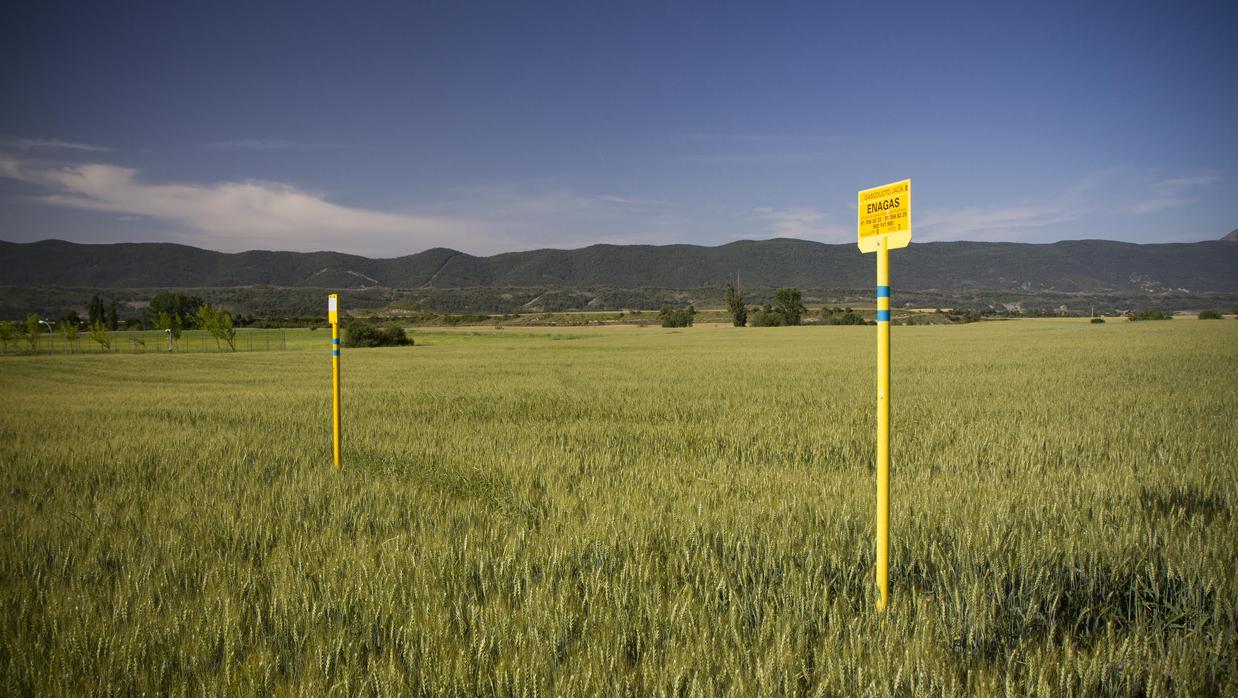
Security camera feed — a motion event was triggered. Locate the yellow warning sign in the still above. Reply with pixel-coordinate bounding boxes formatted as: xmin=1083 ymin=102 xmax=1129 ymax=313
xmin=857 ymin=179 xmax=911 ymax=253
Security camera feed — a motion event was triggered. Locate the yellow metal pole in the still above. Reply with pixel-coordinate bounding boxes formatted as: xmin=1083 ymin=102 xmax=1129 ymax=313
xmin=876 ymin=240 xmax=891 ymax=611
xmin=330 ymin=295 xmax=341 ymax=470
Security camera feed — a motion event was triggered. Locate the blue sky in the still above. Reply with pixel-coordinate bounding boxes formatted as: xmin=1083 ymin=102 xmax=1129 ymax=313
xmin=2 ymin=0 xmax=1235 ymax=256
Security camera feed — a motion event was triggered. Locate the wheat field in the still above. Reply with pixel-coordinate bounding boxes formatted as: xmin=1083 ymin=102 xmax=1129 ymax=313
xmin=1 ymin=320 xmax=1235 ymax=695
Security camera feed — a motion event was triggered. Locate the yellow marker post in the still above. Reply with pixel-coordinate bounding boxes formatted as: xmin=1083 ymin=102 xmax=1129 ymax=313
xmin=857 ymin=178 xmax=911 ymax=612
xmin=875 ymin=240 xmax=890 ymax=611
xmin=329 ymin=293 xmax=341 ymax=469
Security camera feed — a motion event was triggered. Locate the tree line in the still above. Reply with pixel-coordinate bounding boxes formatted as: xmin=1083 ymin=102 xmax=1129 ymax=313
xmin=720 ymin=284 xmax=869 ymax=327
xmin=0 ymin=292 xmax=240 ymax=353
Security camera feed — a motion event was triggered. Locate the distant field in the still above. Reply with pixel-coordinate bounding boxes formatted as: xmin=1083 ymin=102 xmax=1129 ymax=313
xmin=1 ymin=320 xmax=1235 ymax=694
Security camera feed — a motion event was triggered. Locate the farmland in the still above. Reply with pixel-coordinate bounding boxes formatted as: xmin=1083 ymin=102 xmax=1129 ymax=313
xmin=1 ymin=319 xmax=1235 ymax=695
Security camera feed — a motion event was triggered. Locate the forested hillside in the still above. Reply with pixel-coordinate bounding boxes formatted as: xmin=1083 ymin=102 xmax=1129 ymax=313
xmin=3 ymin=237 xmax=1235 ymax=293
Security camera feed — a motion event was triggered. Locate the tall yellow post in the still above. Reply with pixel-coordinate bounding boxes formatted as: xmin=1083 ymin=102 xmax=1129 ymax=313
xmin=875 ymin=241 xmax=891 ymax=612
xmin=858 ymin=177 xmax=909 ymax=613
xmin=329 ymin=294 xmax=341 ymax=469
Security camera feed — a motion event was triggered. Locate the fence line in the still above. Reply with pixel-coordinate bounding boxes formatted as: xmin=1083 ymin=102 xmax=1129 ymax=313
xmin=0 ymin=330 xmax=288 ymax=356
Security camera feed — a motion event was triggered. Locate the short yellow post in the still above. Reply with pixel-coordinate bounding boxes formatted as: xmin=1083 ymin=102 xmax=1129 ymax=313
xmin=856 ymin=178 xmax=910 ymax=612
xmin=875 ymin=241 xmax=891 ymax=612
xmin=329 ymin=294 xmax=341 ymax=469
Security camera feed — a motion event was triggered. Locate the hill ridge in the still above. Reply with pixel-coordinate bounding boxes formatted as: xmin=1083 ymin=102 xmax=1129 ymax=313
xmin=1 ymin=237 xmax=1236 ymax=293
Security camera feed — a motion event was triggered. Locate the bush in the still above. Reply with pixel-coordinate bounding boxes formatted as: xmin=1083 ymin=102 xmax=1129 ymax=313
xmin=748 ymin=309 xmax=786 ymax=327
xmin=1090 ymin=317 xmax=1105 ymax=324
xmin=1197 ymin=309 xmax=1222 ymax=320
xmin=1129 ymin=309 xmax=1172 ymax=321
xmin=343 ymin=319 xmax=413 ymax=347
xmin=948 ymin=309 xmax=984 ymax=324
xmin=658 ymin=305 xmax=695 ymax=328
xmin=821 ymin=307 xmax=866 ymax=325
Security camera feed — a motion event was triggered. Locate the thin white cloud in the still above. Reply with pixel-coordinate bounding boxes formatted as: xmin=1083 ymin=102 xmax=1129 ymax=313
xmin=206 ymin=139 xmax=346 ymax=151
xmin=917 ymin=203 xmax=1086 ymax=240
xmin=678 ymin=151 xmax=831 ymax=164
xmin=494 ymin=189 xmax=629 ymax=215
xmin=749 ymin=206 xmax=850 ymax=243
xmin=683 ymin=132 xmax=838 ymax=144
xmin=1151 ymin=174 xmax=1219 ymax=190
xmin=0 ymin=157 xmax=494 ymax=256
xmin=5 ymin=138 xmax=112 ymax=152
xmin=424 ymin=185 xmax=676 ymax=249
xmin=1129 ymin=198 xmax=1187 ymax=215
xmin=1128 ymin=171 xmax=1219 ymax=214
xmin=674 ymin=132 xmax=839 ymax=165
xmin=593 ymin=194 xmax=662 ymax=206
xmin=917 ymin=169 xmax=1223 ymax=241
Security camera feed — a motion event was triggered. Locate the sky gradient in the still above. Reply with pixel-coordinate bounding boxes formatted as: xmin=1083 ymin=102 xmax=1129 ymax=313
xmin=2 ymin=0 xmax=1236 ymax=256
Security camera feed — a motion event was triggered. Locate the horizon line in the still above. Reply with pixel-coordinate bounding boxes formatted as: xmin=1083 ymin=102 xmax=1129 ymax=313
xmin=4 ymin=233 xmax=1234 ymax=261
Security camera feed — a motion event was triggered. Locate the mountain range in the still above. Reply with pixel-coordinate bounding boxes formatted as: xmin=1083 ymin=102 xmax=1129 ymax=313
xmin=2 ymin=237 xmax=1236 ymax=294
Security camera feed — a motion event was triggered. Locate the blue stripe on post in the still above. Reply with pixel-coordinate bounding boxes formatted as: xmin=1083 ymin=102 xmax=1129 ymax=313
xmin=332 ymin=338 xmax=339 ymax=345
xmin=876 ymin=310 xmax=891 ymax=322
xmin=876 ymin=285 xmax=890 ymax=298
xmin=332 ymin=349 xmax=340 ymax=356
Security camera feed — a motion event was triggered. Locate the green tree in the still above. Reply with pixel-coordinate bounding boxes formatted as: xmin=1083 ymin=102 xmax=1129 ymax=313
xmin=57 ymin=318 xmax=80 ymax=353
xmin=24 ymin=313 xmax=41 ymax=352
xmin=197 ymin=304 xmax=237 ymax=351
xmin=0 ymin=321 xmax=14 ymax=353
xmin=145 ymin=292 xmax=205 ymax=329
xmin=771 ymin=288 xmax=806 ymax=326
xmin=87 ymin=295 xmax=105 ymax=325
xmin=88 ymin=320 xmax=111 ymax=352
xmin=724 ymin=283 xmax=747 ymax=327
xmin=1197 ymin=309 xmax=1222 ymax=320
xmin=196 ymin=305 xmax=218 ymax=349
xmin=1129 ymin=309 xmax=1172 ymax=321
xmin=217 ymin=311 xmax=236 ymax=351
xmin=106 ymin=300 xmax=119 ymax=330
xmin=58 ymin=310 xmax=83 ymax=328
